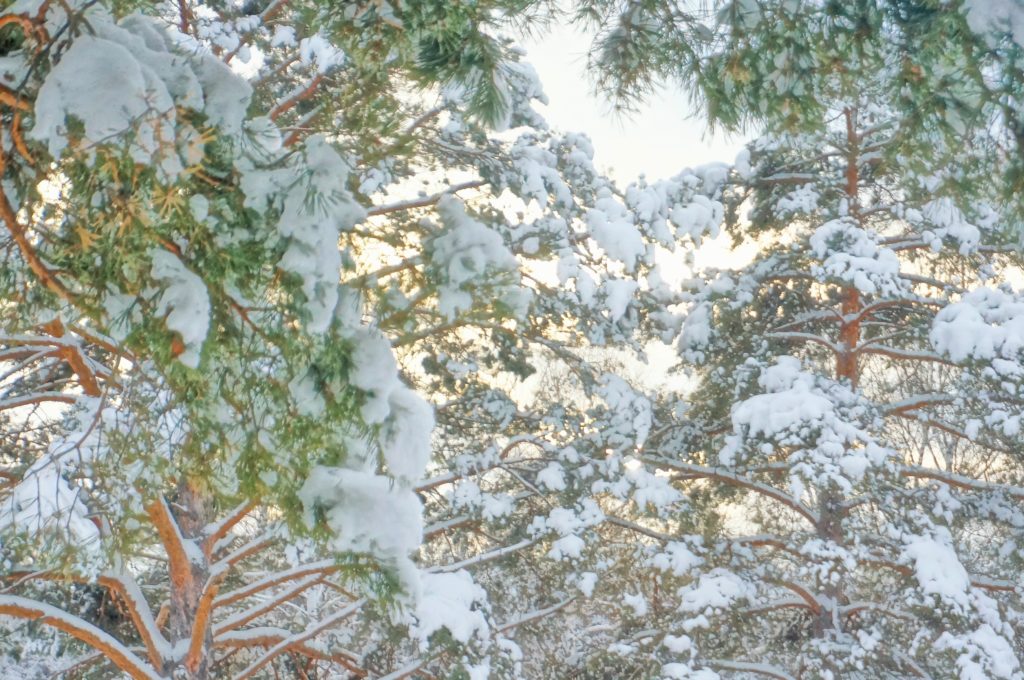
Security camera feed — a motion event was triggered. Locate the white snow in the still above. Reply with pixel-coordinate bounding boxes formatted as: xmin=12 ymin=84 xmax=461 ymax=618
xmin=721 ymin=358 xmax=833 ymax=464
xmin=808 ymin=219 xmax=903 ymax=296
xmin=623 ymin=592 xmax=648 ymax=616
xmin=626 ymin=464 xmax=683 ymax=511
xmin=347 ymin=328 xmax=402 ymax=424
xmin=902 ymin=531 xmax=970 ymax=611
xmin=299 ymin=466 xmax=423 ymax=585
xmin=679 ymin=302 xmax=712 ymax=363
xmin=31 ymin=11 xmax=251 ymax=176
xmin=379 ymin=387 xmax=435 ymax=484
xmin=536 ymin=462 xmax=567 ymax=491
xmin=191 ymin=48 xmax=253 ymax=137
xmin=678 ymin=569 xmax=753 ymax=617
xmin=598 ymin=374 xmax=652 ymax=451
xmin=430 ymin=195 xmax=519 ymax=320
xmin=298 ymin=34 xmax=345 ymax=74
xmin=662 ymin=634 xmax=692 ymax=654
xmin=922 ymin=197 xmax=981 ymax=254
xmin=601 ymin=279 xmax=638 ymax=322
xmin=412 ymin=570 xmax=489 ymax=649
xmin=661 ymin=663 xmax=719 ymax=680
xmin=150 ymin=249 xmax=210 ymax=369
xmin=587 ymin=190 xmax=646 ymax=271
xmin=576 ymin=572 xmax=598 ymax=597
xmin=936 ymin=623 xmax=1022 ymax=680
xmin=651 ymin=541 xmax=704 ymax=576
xmin=963 ymin=0 xmax=1024 ymax=48
xmin=931 ymin=287 xmax=1024 ymax=363
xmin=276 ymin=136 xmax=365 ymax=332
xmin=32 ymin=34 xmax=175 ymax=161
xmin=531 ymin=502 xmax=604 ymax=561
xmin=288 ymin=369 xmax=326 ymax=417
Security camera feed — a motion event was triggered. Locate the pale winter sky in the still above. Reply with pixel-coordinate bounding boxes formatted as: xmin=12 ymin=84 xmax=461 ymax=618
xmin=519 ymin=23 xmax=758 ymax=275
xmin=519 ymin=23 xmax=744 ymax=182
xmin=517 ymin=25 xmax=753 ymax=392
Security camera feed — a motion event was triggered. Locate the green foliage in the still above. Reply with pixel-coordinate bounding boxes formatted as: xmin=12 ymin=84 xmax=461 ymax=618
xmin=578 ymin=0 xmax=1024 ymax=227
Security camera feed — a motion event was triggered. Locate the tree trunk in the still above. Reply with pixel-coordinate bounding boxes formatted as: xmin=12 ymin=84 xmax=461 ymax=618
xmin=807 ymin=106 xmax=863 ymax=677
xmin=152 ymin=477 xmax=216 ymax=679
xmin=178 ymin=479 xmax=214 ymax=679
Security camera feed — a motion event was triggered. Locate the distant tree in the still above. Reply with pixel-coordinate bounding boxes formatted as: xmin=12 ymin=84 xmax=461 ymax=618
xmin=541 ymin=1 xmax=1024 ymax=678
xmin=576 ymin=0 xmax=1024 ymax=211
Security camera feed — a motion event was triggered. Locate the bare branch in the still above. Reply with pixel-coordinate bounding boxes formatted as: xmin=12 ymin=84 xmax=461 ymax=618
xmin=0 ymin=595 xmax=160 ymax=680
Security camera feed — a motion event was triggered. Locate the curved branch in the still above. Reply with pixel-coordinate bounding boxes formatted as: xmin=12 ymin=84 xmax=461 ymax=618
xmin=270 ymin=75 xmax=324 ymax=121
xmin=365 ymin=180 xmax=486 ymax=217
xmin=857 ymin=345 xmax=955 ymax=365
xmin=232 ymin=599 xmax=365 ymax=680
xmin=901 ymin=466 xmax=1024 ymax=500
xmin=101 ymin=573 xmax=171 ymax=669
xmin=704 ymin=659 xmax=795 ymax=680
xmin=765 ymin=331 xmax=841 ymax=356
xmin=0 ymin=595 xmax=160 ymax=680
xmin=0 ymin=187 xmax=73 ymax=302
xmin=202 ymin=500 xmax=256 ymax=555
xmin=643 ymin=456 xmax=819 ymax=526
xmin=215 ymin=560 xmax=336 ymax=609
xmin=0 ymin=392 xmax=78 ymax=411
xmin=882 ymin=393 xmax=957 ymax=416
xmin=2 ymin=570 xmax=169 ymax=669
xmin=766 ymin=578 xmax=822 ymax=613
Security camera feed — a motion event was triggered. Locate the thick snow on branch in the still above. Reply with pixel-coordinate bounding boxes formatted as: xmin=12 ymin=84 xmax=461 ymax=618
xmin=808 ymin=219 xmax=904 ymax=296
xmin=963 ymin=0 xmax=1024 ymax=47
xmin=150 ymin=249 xmax=210 ymax=369
xmin=30 ymin=9 xmax=250 ymax=176
xmin=410 ymin=570 xmax=489 ymax=649
xmin=299 ymin=467 xmax=423 ymax=591
xmin=931 ymin=287 xmax=1024 ymax=364
xmin=428 ymin=195 xmax=523 ymax=320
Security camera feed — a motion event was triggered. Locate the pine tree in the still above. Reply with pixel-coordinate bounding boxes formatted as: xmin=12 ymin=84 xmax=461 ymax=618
xmin=578 ymin=0 xmax=1024 ymax=216
xmin=4 ymin=1 xmax=1024 ymax=678
xmin=625 ymin=104 xmax=1024 ymax=679
xmin=0 ymin=0 xmax=596 ymax=677
xmin=0 ymin=1 xmax=719 ymax=677
xmin=556 ymin=1 xmax=1024 ymax=677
